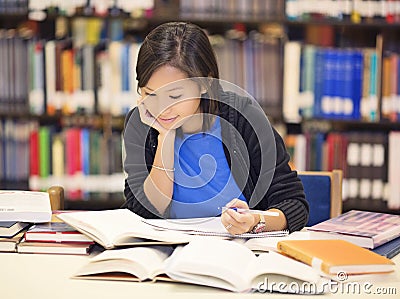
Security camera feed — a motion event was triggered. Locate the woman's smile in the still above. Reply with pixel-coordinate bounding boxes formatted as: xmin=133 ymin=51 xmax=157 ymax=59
xmin=158 ymin=115 xmax=179 ymax=124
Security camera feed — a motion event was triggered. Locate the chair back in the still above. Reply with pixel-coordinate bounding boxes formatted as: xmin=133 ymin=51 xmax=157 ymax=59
xmin=298 ymin=169 xmax=343 ymax=226
xmin=47 ymin=186 xmax=65 ymax=211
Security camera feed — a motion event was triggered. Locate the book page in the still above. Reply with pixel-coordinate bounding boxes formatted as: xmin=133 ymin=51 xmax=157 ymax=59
xmin=247 ymin=251 xmax=327 ymax=294
xmin=74 ymin=246 xmax=174 ymax=281
xmin=57 ymin=209 xmax=192 ymax=249
xmin=143 ymin=217 xmax=225 ymax=232
xmin=243 ymin=231 xmax=312 ymax=251
xmin=165 ymin=238 xmax=256 ymax=292
xmin=57 ymin=210 xmax=130 ymax=248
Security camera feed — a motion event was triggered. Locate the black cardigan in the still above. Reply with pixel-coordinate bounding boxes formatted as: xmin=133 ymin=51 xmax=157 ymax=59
xmin=122 ymin=91 xmax=309 ymax=232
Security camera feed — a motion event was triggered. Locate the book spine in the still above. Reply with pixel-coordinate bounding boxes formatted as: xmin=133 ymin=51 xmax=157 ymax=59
xmin=320 ymin=48 xmax=336 ymax=119
xmin=45 ymin=41 xmax=57 ymax=115
xmin=351 ymin=49 xmax=364 ymax=120
xmin=388 ymin=131 xmax=400 ymax=209
xmin=38 ymin=126 xmax=51 ymax=180
xmin=52 ymin=134 xmax=64 ymax=178
xmin=283 ymin=41 xmax=302 ymax=122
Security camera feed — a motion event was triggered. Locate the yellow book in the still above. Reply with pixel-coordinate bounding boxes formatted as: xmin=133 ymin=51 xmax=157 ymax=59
xmin=52 ymin=134 xmax=64 ymax=177
xmin=277 ymin=239 xmax=395 ymax=275
xmin=61 ymin=48 xmax=74 ymax=94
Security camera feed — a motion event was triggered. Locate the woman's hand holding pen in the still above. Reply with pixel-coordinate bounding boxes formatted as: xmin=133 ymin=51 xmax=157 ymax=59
xmin=220 ymin=199 xmax=259 ymax=235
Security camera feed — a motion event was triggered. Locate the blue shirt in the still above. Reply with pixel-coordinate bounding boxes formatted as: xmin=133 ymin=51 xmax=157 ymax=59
xmin=170 ymin=117 xmax=246 ymax=218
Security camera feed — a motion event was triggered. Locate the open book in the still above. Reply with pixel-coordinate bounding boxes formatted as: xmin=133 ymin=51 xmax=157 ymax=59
xmin=73 ymin=238 xmax=328 ymax=293
xmin=57 ymin=209 xmax=288 ymax=249
xmin=56 ymin=209 xmax=193 ymax=249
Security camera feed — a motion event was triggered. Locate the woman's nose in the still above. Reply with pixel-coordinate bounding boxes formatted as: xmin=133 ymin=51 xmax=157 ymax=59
xmin=145 ymin=99 xmax=173 ymax=117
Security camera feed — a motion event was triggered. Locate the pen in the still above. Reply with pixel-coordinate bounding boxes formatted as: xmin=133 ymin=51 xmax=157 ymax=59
xmin=219 ymin=207 xmax=279 ymax=217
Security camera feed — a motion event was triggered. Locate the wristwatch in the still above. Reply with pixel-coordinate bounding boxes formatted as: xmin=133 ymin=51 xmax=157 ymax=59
xmin=251 ymin=213 xmax=266 ymax=233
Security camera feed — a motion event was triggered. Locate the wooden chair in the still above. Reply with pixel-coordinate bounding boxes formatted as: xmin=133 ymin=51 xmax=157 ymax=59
xmin=297 ymin=169 xmax=343 ymax=226
xmin=47 ymin=186 xmax=65 ymax=211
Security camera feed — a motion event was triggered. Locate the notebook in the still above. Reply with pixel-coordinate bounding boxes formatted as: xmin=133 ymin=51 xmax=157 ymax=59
xmin=142 ymin=217 xmax=289 ymax=238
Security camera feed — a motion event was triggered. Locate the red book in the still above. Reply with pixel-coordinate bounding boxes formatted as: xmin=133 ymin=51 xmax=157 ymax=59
xmin=29 ymin=129 xmax=39 ymax=177
xmin=65 ymin=128 xmax=83 ymax=199
xmin=65 ymin=128 xmax=82 ymax=176
xmin=24 ymin=222 xmax=93 ymax=244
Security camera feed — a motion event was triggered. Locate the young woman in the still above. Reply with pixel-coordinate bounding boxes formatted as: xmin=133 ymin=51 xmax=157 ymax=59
xmin=122 ymin=22 xmax=309 ymax=234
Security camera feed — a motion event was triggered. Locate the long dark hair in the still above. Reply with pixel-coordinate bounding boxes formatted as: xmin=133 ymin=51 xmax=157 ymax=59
xmin=136 ymin=22 xmax=220 ymax=131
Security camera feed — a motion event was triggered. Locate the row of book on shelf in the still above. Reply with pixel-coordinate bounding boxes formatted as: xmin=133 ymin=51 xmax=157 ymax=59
xmin=3 ymin=3 xmax=400 ymax=122
xmin=0 ymin=0 xmax=155 ymax=16
xmin=167 ymin=0 xmax=400 ymax=24
xmin=286 ymin=0 xmax=400 ymax=23
xmin=2 ymin=116 xmax=400 ymax=207
xmin=6 ymin=0 xmax=400 ymax=24
xmin=0 ymin=31 xmax=139 ymax=116
xmin=285 ymin=130 xmax=400 ymax=210
xmin=0 ymin=118 xmax=123 ymax=198
xmin=0 ymin=20 xmax=282 ymax=116
xmin=283 ymin=37 xmax=400 ymax=123
xmin=1 ymin=196 xmax=400 ymax=293
xmin=1 ymin=0 xmax=282 ymax=19
xmin=180 ymin=0 xmax=284 ymax=18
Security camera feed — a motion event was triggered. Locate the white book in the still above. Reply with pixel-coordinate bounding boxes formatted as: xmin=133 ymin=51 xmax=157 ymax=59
xmin=294 ymin=134 xmax=307 ymax=171
xmin=74 ymin=245 xmax=174 ymax=282
xmin=388 ymin=132 xmax=400 ymax=209
xmin=283 ymin=41 xmax=302 ymax=123
xmin=109 ymin=41 xmax=122 ymax=110
xmin=28 ymin=40 xmax=45 ymax=115
xmin=45 ymin=41 xmax=56 ymax=113
xmin=56 ymin=209 xmax=194 ymax=249
xmin=0 ymin=190 xmax=52 ymax=222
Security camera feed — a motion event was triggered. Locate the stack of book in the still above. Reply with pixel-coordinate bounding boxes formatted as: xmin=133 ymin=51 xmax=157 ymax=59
xmin=307 ymin=210 xmax=400 ymax=259
xmin=17 ymin=222 xmax=94 ymax=255
xmin=0 ymin=191 xmax=53 ymax=252
xmin=0 ymin=221 xmax=33 ymax=253
xmin=0 ymin=191 xmax=95 ymax=255
xmin=277 ymin=239 xmax=395 ymax=281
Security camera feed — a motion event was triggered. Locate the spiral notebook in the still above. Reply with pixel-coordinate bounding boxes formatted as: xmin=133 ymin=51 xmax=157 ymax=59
xmin=58 ymin=209 xmax=289 ymax=250
xmin=142 ymin=217 xmax=289 ymax=238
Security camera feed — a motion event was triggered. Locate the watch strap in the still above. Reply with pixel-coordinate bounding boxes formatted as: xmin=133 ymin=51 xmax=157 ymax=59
xmin=251 ymin=213 xmax=266 ymax=233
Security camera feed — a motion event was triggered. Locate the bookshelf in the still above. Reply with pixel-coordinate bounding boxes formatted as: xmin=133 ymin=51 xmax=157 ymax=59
xmin=282 ymin=1 xmax=400 ymax=214
xmin=0 ymin=0 xmax=399 ymax=213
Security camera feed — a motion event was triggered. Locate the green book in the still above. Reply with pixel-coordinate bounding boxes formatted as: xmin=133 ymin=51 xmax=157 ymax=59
xmin=39 ymin=126 xmax=51 ymax=178
xmin=89 ymin=130 xmax=101 ymax=175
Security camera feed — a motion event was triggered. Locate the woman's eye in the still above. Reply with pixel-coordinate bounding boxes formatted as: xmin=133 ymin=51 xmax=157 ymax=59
xmin=145 ymin=92 xmax=157 ymax=97
xmin=170 ymin=95 xmax=182 ymax=100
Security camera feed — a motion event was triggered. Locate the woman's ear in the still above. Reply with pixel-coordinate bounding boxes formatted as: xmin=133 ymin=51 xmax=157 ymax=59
xmin=200 ymin=76 xmax=214 ymax=95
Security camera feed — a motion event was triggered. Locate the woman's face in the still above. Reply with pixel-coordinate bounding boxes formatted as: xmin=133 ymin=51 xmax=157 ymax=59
xmin=140 ymin=65 xmax=203 ymax=133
